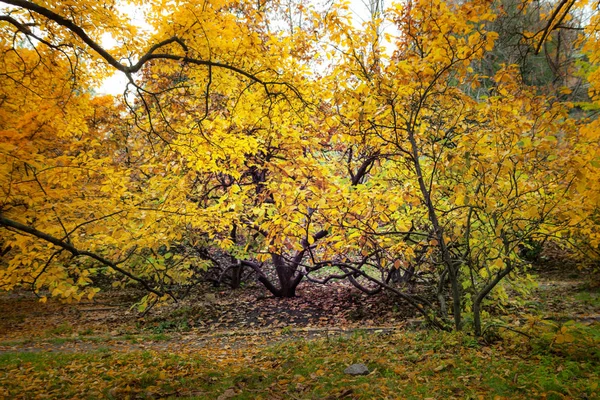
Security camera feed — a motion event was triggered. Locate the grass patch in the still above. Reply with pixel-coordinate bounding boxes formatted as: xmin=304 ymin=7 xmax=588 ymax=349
xmin=78 ymin=328 xmax=95 ymax=336
xmin=144 ymin=317 xmax=192 ymax=334
xmin=147 ymin=333 xmax=171 ymax=341
xmin=45 ymin=323 xmax=74 ymax=336
xmin=1 ymin=328 xmax=598 ymax=399
xmin=574 ymin=291 xmax=600 ymax=307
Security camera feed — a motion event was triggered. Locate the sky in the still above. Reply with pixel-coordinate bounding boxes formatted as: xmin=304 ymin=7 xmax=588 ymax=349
xmin=98 ymin=2 xmax=151 ymax=95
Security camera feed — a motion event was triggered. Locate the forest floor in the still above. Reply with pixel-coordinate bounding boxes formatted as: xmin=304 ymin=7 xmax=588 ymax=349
xmin=0 ymin=278 xmax=422 ymax=354
xmin=0 ymin=265 xmax=599 ymax=399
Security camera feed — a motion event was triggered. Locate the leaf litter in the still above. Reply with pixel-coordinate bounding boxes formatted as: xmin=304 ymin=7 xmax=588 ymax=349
xmin=0 ymin=271 xmax=598 ymax=399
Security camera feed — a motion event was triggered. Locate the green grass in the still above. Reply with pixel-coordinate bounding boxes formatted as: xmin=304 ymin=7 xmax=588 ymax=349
xmin=574 ymin=291 xmax=600 ymax=308
xmin=1 ymin=328 xmax=598 ymax=399
xmin=78 ymin=327 xmax=95 ymax=336
xmin=310 ymin=264 xmax=382 ymax=280
xmin=45 ymin=322 xmax=74 ymax=336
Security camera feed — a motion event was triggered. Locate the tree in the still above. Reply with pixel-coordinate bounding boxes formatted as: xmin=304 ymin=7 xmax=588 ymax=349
xmin=474 ymin=0 xmax=585 ymax=94
xmin=0 ymin=0 xmax=310 ymax=305
xmin=320 ymin=0 xmax=598 ymax=332
xmin=1 ymin=0 xmax=599 ymax=335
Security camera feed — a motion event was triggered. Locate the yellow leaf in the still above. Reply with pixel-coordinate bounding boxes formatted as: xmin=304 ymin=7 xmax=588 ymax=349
xmin=560 ymin=326 xmax=568 ymax=334
xmin=348 ymin=231 xmax=361 ymax=240
xmin=563 ymin=333 xmax=574 ymax=343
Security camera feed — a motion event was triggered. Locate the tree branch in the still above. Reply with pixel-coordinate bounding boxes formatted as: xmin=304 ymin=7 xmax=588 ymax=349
xmin=0 ymin=214 xmax=165 ymax=298
xmin=0 ymin=0 xmax=302 ymax=99
xmin=534 ymin=0 xmax=576 ymax=54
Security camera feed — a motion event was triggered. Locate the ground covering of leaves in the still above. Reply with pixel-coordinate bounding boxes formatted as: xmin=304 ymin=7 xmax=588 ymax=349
xmin=0 ymin=269 xmax=599 ymax=399
xmin=529 ymin=268 xmax=600 ymax=324
xmin=1 ymin=328 xmax=598 ymax=399
xmin=0 ymin=281 xmax=418 ymax=352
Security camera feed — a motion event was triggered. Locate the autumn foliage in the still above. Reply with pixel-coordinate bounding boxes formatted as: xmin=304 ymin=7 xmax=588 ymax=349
xmin=1 ymin=0 xmax=600 ymax=334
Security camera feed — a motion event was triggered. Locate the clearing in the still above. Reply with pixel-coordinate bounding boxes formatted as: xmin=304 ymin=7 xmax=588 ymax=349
xmin=0 ymin=266 xmax=599 ymax=399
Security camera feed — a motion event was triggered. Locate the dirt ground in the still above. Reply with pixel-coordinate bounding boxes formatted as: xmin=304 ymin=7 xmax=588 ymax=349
xmin=0 ymin=280 xmax=422 ymax=353
xmin=1 ymin=266 xmax=598 ymax=354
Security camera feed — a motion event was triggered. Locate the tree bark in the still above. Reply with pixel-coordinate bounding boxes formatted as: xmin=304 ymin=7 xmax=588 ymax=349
xmin=473 ymin=263 xmax=514 ymax=336
xmin=273 ymin=254 xmax=299 ymax=297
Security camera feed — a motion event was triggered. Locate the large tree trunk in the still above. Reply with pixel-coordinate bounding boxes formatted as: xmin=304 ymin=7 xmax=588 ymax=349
xmin=273 ymin=254 xmax=302 ymax=297
xmin=229 ymin=264 xmax=243 ymax=289
xmin=240 ymin=257 xmax=302 ymax=298
xmin=241 ymin=231 xmax=327 ymax=297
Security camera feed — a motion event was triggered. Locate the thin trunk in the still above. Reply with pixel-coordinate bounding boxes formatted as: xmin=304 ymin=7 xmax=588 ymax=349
xmin=230 ymin=264 xmax=242 ymax=289
xmin=473 ymin=263 xmax=514 ymax=336
xmin=229 ymin=224 xmax=242 ymax=289
xmin=436 ymin=268 xmax=448 ymax=318
xmin=473 ymin=301 xmax=482 ymax=336
xmin=406 ymin=128 xmax=462 ymax=330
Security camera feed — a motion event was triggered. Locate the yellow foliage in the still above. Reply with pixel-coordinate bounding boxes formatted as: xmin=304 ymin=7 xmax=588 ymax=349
xmin=0 ymin=0 xmax=599 ymax=313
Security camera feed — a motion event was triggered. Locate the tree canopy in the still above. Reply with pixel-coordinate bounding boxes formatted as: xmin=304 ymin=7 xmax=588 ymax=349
xmin=1 ymin=0 xmax=599 ymax=334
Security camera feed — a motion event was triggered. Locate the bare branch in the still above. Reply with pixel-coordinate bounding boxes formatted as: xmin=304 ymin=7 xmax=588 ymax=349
xmin=534 ymin=0 xmax=576 ymax=54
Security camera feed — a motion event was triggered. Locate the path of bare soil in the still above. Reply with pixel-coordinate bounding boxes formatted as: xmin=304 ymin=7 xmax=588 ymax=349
xmin=528 ymin=266 xmax=600 ymax=322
